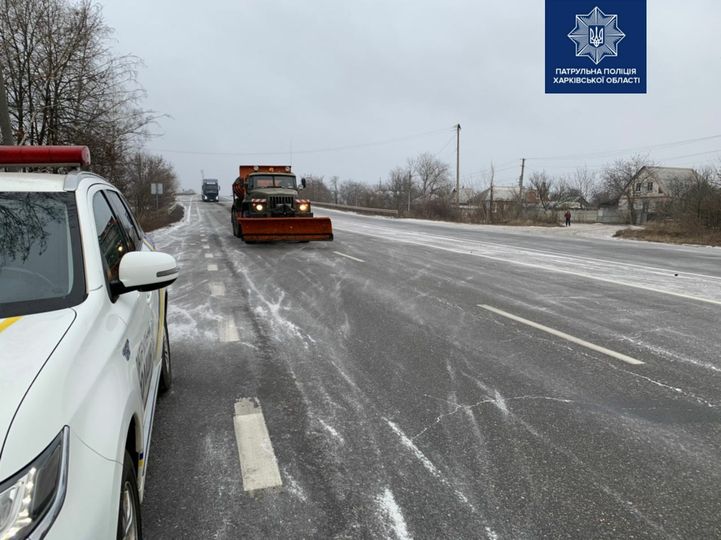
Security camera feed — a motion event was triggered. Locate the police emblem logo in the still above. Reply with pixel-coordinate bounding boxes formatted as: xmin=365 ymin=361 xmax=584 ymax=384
xmin=568 ymin=7 xmax=625 ymax=64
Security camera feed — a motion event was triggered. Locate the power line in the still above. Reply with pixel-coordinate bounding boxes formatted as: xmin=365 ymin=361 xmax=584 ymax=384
xmin=148 ymin=126 xmax=455 ymax=157
xmin=433 ymin=133 xmax=456 ymax=158
xmin=526 ymin=133 xmax=721 ymax=162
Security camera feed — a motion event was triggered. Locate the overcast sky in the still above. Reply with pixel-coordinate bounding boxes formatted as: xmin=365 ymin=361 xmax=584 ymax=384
xmin=99 ymin=1 xmax=721 ymax=192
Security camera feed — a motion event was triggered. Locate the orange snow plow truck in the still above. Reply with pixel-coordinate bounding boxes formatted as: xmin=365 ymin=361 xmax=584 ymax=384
xmin=231 ymin=165 xmax=333 ymax=242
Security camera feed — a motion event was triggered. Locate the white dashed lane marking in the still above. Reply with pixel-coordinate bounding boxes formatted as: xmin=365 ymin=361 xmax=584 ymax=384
xmin=334 ymin=251 xmax=365 ymax=263
xmin=207 ymin=264 xmax=218 ymax=271
xmin=479 ymin=304 xmax=645 ymax=366
xmin=209 ymin=282 xmax=226 ymax=297
xmin=233 ymin=398 xmax=283 ymax=492
xmin=218 ymin=316 xmax=240 ymax=342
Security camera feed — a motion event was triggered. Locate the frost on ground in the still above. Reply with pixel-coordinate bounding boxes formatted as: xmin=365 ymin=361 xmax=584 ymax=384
xmin=376 ymin=488 xmax=411 ymax=540
xmin=331 ymin=218 xmax=721 ymax=305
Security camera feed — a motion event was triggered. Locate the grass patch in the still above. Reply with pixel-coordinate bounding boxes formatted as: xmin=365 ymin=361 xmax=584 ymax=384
xmin=614 ymin=223 xmax=721 ymax=246
xmin=505 ymin=218 xmax=561 ymax=227
xmin=138 ymin=204 xmax=184 ymax=232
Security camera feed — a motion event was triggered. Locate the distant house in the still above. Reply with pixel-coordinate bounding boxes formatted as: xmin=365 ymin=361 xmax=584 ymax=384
xmin=456 ymin=186 xmax=476 ymax=205
xmin=549 ymin=195 xmax=591 ymax=210
xmin=478 ymin=186 xmax=538 ymax=214
xmin=619 ymin=166 xmax=698 ymax=221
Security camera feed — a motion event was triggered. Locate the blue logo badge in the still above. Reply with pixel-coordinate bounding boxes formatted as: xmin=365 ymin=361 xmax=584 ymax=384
xmin=546 ymin=0 xmax=646 ymax=94
xmin=568 ymin=7 xmax=625 ymax=65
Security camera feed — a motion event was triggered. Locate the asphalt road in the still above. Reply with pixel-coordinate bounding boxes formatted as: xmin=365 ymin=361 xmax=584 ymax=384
xmin=142 ymin=198 xmax=721 ymax=539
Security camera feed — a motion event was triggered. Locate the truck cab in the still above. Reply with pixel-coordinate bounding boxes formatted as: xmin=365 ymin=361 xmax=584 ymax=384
xmin=239 ymin=172 xmax=309 ymax=217
xmin=230 ymin=165 xmax=332 ymax=242
xmin=201 ymin=179 xmax=219 ymax=202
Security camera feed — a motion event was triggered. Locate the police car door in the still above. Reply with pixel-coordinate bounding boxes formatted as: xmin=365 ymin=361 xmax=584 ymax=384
xmin=91 ymin=190 xmax=154 ymax=414
xmin=104 ymin=190 xmax=161 ymax=388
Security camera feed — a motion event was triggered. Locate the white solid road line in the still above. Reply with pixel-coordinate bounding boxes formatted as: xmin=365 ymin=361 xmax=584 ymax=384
xmin=218 ymin=316 xmax=240 ymax=342
xmin=207 ymin=264 xmax=218 ymax=271
xmin=233 ymin=398 xmax=283 ymax=492
xmin=478 ymin=304 xmax=645 ymax=366
xmin=334 ymin=251 xmax=365 ymax=263
xmin=209 ymin=282 xmax=226 ymax=297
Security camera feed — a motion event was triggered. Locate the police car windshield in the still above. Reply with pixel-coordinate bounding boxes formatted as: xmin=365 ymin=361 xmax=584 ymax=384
xmin=0 ymin=192 xmax=85 ymax=317
xmin=249 ymin=175 xmax=296 ymax=190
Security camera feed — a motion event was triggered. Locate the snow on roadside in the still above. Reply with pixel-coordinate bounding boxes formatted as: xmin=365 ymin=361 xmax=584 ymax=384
xmin=317 ymin=207 xmax=629 ymax=242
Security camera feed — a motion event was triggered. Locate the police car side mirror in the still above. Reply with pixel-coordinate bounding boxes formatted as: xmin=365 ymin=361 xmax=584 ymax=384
xmin=114 ymin=251 xmax=179 ymax=295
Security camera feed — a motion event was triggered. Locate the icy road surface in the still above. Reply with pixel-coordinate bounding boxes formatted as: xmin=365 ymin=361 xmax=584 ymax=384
xmin=143 ymin=198 xmax=721 ymax=539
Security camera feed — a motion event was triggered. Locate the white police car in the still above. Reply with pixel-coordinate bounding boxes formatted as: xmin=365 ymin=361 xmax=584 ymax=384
xmin=0 ymin=146 xmax=178 ymax=539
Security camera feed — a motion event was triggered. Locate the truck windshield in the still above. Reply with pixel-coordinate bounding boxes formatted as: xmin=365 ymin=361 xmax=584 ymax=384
xmin=249 ymin=175 xmax=296 ymax=190
xmin=0 ymin=192 xmax=85 ymax=317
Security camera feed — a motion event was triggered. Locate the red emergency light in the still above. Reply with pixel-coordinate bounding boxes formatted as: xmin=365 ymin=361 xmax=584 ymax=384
xmin=0 ymin=145 xmax=91 ymax=168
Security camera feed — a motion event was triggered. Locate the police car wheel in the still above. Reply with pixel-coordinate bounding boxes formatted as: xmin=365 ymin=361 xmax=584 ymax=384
xmin=117 ymin=451 xmax=142 ymax=540
xmin=158 ymin=320 xmax=172 ymax=393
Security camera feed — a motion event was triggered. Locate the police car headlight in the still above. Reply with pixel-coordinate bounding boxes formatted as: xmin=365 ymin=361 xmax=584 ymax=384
xmin=254 ymin=204 xmax=264 ymax=212
xmin=0 ymin=427 xmax=69 ymax=540
xmin=298 ymin=203 xmax=309 ymax=212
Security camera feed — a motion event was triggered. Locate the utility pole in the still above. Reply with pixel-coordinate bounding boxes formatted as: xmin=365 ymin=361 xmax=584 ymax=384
xmin=0 ymin=66 xmax=14 ymax=145
xmin=455 ymin=123 xmax=461 ymax=207
xmin=518 ymin=157 xmax=526 ymax=215
xmin=488 ymin=162 xmax=495 ymax=224
xmin=407 ymin=171 xmax=412 ymax=214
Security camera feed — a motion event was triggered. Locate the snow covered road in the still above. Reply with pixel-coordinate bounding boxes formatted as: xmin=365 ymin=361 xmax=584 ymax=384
xmin=141 ymin=198 xmax=721 ymax=539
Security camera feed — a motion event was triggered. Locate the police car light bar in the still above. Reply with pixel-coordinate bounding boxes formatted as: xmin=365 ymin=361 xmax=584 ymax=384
xmin=0 ymin=145 xmax=91 ymax=168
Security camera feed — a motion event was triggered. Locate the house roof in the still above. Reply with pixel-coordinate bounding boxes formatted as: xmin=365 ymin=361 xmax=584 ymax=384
xmin=456 ymin=187 xmax=474 ymax=204
xmin=478 ymin=186 xmax=519 ymax=201
xmin=633 ymin=166 xmax=697 ymax=190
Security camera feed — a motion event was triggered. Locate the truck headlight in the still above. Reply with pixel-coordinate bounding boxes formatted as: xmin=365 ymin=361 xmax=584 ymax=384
xmin=254 ymin=204 xmax=264 ymax=212
xmin=298 ymin=203 xmax=309 ymax=212
xmin=0 ymin=427 xmax=69 ymax=540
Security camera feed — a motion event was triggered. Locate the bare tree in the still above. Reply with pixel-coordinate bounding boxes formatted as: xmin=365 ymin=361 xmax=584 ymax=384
xmin=571 ymin=166 xmax=597 ymax=203
xmin=529 ymin=170 xmax=554 ymax=210
xmin=408 ymin=152 xmax=451 ymax=199
xmin=338 ymin=180 xmax=368 ymax=207
xmin=386 ymin=166 xmax=411 ymax=213
xmin=121 ymin=152 xmax=177 ymax=219
xmin=329 ymin=175 xmax=339 ymax=204
xmin=0 ymin=0 xmax=157 ymax=179
xmin=601 ymin=154 xmax=651 ymax=224
xmin=301 ymin=174 xmax=332 ymax=203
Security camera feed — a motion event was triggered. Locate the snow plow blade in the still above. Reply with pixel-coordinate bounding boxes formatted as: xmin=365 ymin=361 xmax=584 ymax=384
xmin=239 ymin=217 xmax=333 ymax=242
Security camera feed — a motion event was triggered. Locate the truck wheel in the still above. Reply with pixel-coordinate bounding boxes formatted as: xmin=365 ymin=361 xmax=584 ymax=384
xmin=231 ymin=211 xmax=242 ymax=238
xmin=117 ymin=451 xmax=142 ymax=540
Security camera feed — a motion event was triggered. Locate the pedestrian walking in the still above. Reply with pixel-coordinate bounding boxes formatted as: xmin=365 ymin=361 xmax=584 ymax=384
xmin=564 ymin=210 xmax=571 ymax=227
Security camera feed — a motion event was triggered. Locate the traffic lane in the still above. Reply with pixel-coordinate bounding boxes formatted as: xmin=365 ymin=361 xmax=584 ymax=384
xmin=319 ymin=207 xmax=721 ymax=278
xmin=208 ymin=206 xmax=716 ymax=536
xmin=328 ymin=219 xmax=721 ymax=424
xmin=320 ymin=210 xmax=721 ymax=386
xmin=145 ymin=200 xmax=345 ymax=538
xmin=318 ymin=228 xmax=721 ymax=537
